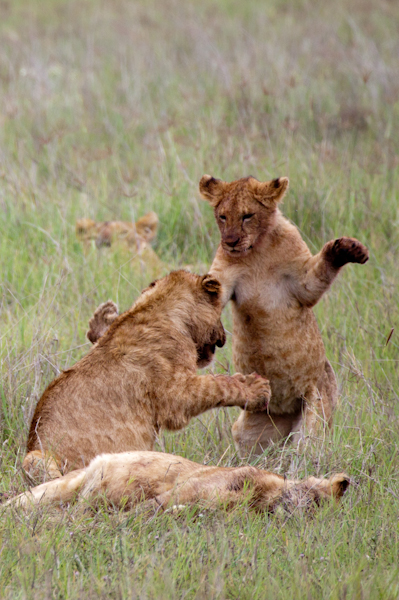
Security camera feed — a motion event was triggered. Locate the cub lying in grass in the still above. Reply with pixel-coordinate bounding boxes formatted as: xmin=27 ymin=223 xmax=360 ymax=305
xmin=76 ymin=211 xmax=159 ymax=250
xmin=23 ymin=271 xmax=270 ymax=479
xmin=11 ymin=451 xmax=350 ymax=513
xmin=200 ymin=174 xmax=369 ymax=455
xmin=76 ymin=211 xmax=163 ymax=277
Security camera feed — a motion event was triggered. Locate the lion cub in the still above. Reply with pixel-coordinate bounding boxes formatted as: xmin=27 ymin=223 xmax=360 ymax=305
xmin=23 ymin=270 xmax=270 ymax=478
xmin=76 ymin=211 xmax=159 ymax=250
xmin=200 ymin=175 xmax=369 ymax=455
xmin=85 ymin=299 xmax=218 ymax=369
xmin=76 ymin=212 xmax=163 ymax=277
xmin=10 ymin=450 xmax=350 ymax=514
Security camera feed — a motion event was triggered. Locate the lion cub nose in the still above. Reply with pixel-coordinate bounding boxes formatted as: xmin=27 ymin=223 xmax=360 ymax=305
xmin=225 ymin=236 xmax=241 ymax=248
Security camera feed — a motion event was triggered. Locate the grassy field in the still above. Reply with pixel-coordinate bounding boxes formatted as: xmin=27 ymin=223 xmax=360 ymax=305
xmin=1 ymin=0 xmax=399 ymax=597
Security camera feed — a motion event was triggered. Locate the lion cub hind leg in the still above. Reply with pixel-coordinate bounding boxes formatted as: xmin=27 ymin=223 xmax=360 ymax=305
xmin=234 ymin=363 xmax=338 ymax=457
xmin=23 ymin=450 xmax=63 ymax=483
xmin=232 ymin=411 xmax=297 ymax=457
xmin=323 ymin=359 xmax=339 ymax=414
xmin=290 ymin=383 xmax=333 ymax=447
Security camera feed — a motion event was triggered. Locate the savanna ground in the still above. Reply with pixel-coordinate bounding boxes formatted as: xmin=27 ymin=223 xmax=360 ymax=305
xmin=0 ymin=0 xmax=398 ymax=597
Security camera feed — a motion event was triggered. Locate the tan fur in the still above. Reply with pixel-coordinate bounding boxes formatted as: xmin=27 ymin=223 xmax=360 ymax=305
xmin=10 ymin=451 xmax=350 ymax=513
xmin=85 ymin=298 xmax=225 ymax=369
xmin=200 ymin=175 xmax=369 ymax=455
xmin=23 ymin=271 xmax=270 ymax=477
xmin=75 ymin=211 xmax=159 ymax=250
xmin=75 ymin=218 xmax=99 ymax=241
xmin=76 ymin=212 xmax=163 ymax=278
xmin=86 ymin=300 xmax=119 ymax=344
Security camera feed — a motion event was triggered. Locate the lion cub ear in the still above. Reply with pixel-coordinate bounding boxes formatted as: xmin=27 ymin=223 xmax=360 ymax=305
xmin=249 ymin=176 xmax=289 ymax=206
xmin=76 ymin=218 xmax=97 ymax=239
xmin=87 ymin=300 xmax=119 ymax=344
xmin=135 ymin=211 xmax=159 ymax=242
xmin=329 ymin=474 xmax=351 ymax=499
xmin=199 ymin=175 xmax=227 ymax=207
xmin=201 ymin=274 xmax=222 ymax=296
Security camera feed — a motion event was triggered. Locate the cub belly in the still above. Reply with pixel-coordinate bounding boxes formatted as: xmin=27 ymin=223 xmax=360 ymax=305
xmin=231 ymin=305 xmax=325 ymax=414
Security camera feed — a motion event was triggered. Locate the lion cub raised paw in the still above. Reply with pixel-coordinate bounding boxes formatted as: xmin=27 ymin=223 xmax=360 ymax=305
xmin=323 ymin=236 xmax=369 ymax=269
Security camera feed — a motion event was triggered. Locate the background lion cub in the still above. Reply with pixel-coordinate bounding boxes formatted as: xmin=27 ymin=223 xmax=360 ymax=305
xmin=76 ymin=211 xmax=159 ymax=250
xmin=200 ymin=174 xmax=369 ymax=455
xmin=23 ymin=270 xmax=270 ymax=478
xmin=76 ymin=211 xmax=164 ymax=277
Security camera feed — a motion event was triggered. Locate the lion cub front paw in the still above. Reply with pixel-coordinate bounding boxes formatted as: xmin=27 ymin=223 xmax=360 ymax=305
xmin=326 ymin=237 xmax=369 ymax=269
xmin=234 ymin=372 xmax=271 ymax=412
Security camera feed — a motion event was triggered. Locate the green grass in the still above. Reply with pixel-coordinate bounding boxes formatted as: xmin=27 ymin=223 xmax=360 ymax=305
xmin=1 ymin=0 xmax=399 ymax=597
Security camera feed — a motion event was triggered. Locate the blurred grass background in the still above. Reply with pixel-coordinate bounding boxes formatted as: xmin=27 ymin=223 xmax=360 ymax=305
xmin=0 ymin=0 xmax=398 ymax=598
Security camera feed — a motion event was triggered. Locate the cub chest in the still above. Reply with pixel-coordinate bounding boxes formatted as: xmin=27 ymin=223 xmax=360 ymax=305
xmin=232 ymin=270 xmax=293 ymax=312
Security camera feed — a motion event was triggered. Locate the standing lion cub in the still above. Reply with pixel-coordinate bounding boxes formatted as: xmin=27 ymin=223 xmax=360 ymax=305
xmin=200 ymin=175 xmax=369 ymax=455
xmin=23 ymin=270 xmax=270 ymax=478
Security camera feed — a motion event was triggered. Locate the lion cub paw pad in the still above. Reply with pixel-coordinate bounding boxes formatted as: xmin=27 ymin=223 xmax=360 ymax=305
xmin=329 ymin=237 xmax=369 ymax=267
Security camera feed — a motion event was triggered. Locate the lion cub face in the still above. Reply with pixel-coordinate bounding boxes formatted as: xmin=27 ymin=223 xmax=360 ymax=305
xmin=75 ymin=212 xmax=159 ymax=249
xmin=133 ymin=211 xmax=159 ymax=244
xmin=199 ymin=175 xmax=289 ymax=256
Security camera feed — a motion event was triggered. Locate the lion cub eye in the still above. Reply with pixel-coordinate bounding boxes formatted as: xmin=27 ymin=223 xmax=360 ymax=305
xmin=219 ymin=215 xmax=227 ymax=222
xmin=242 ymin=214 xmax=254 ymax=222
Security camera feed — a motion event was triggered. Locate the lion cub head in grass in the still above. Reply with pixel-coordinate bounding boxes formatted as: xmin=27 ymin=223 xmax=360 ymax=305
xmin=76 ymin=211 xmax=163 ymax=277
xmin=199 ymin=175 xmax=289 ymax=257
xmin=76 ymin=211 xmax=159 ymax=250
